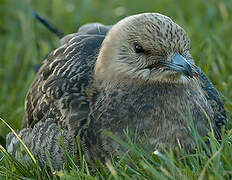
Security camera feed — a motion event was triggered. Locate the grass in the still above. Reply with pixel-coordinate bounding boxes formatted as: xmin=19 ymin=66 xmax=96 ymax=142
xmin=0 ymin=0 xmax=232 ymax=179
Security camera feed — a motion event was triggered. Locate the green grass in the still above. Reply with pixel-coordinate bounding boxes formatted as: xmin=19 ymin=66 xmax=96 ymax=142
xmin=0 ymin=0 xmax=232 ymax=179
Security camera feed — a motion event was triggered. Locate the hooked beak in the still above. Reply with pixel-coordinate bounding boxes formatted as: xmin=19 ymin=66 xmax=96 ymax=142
xmin=165 ymin=53 xmax=193 ymax=78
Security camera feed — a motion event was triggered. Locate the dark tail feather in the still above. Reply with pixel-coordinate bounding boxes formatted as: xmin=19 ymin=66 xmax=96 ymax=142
xmin=31 ymin=9 xmax=65 ymax=39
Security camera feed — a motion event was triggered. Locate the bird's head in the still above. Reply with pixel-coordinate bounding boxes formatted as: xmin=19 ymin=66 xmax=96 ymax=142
xmin=95 ymin=13 xmax=198 ymax=86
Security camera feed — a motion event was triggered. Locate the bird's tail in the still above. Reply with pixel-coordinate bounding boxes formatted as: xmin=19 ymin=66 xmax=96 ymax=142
xmin=31 ymin=9 xmax=65 ymax=39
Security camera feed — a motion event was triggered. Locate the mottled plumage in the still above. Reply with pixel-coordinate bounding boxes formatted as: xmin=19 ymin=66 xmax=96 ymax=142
xmin=6 ymin=13 xmax=226 ymax=169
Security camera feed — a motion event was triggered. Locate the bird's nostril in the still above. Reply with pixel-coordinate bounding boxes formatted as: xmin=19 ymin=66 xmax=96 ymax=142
xmin=178 ymin=64 xmax=184 ymax=68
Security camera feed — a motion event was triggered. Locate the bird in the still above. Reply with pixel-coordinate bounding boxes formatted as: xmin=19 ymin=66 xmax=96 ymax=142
xmin=6 ymin=13 xmax=226 ymax=170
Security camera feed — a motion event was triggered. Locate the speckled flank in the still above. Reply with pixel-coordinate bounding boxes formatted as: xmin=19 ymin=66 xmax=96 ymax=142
xmin=6 ymin=13 xmax=226 ymax=169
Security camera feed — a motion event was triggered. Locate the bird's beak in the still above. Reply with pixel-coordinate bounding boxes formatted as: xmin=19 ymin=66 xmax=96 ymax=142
xmin=167 ymin=53 xmax=193 ymax=78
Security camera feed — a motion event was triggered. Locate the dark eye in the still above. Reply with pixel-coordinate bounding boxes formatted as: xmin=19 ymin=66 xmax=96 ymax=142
xmin=134 ymin=44 xmax=144 ymax=53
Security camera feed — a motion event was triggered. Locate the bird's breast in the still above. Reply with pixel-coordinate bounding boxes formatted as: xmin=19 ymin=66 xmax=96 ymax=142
xmin=88 ymin=83 xmax=213 ymax=161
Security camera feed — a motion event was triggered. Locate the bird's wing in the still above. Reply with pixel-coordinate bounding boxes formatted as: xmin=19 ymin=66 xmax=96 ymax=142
xmin=197 ymin=67 xmax=227 ymax=136
xmin=21 ymin=23 xmax=110 ymax=134
xmin=6 ymin=23 xmax=110 ymax=167
xmin=6 ymin=119 xmax=74 ymax=170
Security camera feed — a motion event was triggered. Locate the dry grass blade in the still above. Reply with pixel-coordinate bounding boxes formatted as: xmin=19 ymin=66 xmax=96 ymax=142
xmin=196 ymin=101 xmax=215 ymax=137
xmin=198 ymin=147 xmax=222 ymax=180
xmin=0 ymin=117 xmax=37 ymax=164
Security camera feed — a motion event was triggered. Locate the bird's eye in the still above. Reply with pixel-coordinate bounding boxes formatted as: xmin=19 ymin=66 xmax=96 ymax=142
xmin=134 ymin=44 xmax=144 ymax=54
